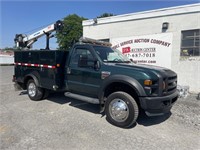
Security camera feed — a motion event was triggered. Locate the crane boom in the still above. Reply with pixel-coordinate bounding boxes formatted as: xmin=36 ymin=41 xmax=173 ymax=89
xmin=14 ymin=20 xmax=63 ymax=50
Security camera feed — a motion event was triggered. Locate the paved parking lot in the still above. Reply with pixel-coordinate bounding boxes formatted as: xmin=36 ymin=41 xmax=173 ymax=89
xmin=0 ymin=66 xmax=200 ymax=150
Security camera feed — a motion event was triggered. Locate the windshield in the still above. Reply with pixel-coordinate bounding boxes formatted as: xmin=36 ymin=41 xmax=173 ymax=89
xmin=93 ymin=46 xmax=131 ymax=63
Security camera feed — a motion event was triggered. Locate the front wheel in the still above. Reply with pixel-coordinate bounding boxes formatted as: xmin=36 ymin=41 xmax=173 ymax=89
xmin=27 ymin=79 xmax=44 ymax=101
xmin=105 ymin=91 xmax=139 ymax=128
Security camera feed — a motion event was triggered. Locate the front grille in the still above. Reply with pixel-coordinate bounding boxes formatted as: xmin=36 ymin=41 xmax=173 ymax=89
xmin=163 ymin=70 xmax=177 ymax=95
xmin=167 ymin=76 xmax=177 ymax=92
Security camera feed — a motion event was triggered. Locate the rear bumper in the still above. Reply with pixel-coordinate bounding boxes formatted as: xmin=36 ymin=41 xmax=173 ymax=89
xmin=140 ymin=91 xmax=179 ymax=116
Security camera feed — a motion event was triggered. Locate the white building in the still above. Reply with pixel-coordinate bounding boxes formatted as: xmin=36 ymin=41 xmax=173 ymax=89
xmin=82 ymin=4 xmax=200 ymax=93
xmin=0 ymin=54 xmax=14 ymax=65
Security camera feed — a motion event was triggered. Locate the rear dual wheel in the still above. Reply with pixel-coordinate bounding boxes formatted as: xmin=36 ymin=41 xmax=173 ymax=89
xmin=105 ymin=92 xmax=139 ymax=128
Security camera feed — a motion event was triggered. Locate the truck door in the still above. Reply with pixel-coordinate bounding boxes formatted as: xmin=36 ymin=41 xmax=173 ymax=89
xmin=67 ymin=45 xmax=101 ymax=97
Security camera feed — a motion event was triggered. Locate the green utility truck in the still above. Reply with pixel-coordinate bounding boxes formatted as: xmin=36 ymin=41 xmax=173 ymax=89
xmin=13 ymin=37 xmax=178 ymax=127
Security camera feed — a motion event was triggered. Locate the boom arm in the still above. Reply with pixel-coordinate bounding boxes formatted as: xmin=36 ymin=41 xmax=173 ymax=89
xmin=14 ymin=20 xmax=63 ymax=49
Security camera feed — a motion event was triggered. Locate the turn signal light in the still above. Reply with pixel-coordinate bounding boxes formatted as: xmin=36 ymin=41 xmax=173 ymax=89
xmin=56 ymin=64 xmax=60 ymax=67
xmin=144 ymin=80 xmax=152 ymax=86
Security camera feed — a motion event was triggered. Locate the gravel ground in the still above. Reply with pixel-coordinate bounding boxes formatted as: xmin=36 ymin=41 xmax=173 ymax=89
xmin=0 ymin=66 xmax=200 ymax=150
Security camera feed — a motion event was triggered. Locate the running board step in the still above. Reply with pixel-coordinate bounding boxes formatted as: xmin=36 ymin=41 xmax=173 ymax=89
xmin=64 ymin=92 xmax=99 ymax=104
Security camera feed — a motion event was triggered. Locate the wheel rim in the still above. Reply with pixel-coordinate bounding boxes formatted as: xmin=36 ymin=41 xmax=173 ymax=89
xmin=28 ymin=82 xmax=36 ymax=97
xmin=109 ymin=99 xmax=129 ymax=122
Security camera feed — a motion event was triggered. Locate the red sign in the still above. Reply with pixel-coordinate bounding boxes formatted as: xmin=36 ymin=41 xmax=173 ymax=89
xmin=122 ymin=47 xmax=130 ymax=54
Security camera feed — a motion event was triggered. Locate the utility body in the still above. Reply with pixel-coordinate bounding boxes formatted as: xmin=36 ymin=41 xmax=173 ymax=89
xmin=13 ymin=37 xmax=178 ymax=127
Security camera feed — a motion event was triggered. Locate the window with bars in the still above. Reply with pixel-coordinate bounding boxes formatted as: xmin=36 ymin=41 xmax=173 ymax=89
xmin=181 ymin=29 xmax=200 ymax=57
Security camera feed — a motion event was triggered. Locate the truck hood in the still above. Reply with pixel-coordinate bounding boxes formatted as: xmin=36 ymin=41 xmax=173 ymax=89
xmin=104 ymin=62 xmax=177 ymax=79
xmin=115 ymin=63 xmax=169 ymax=73
xmin=112 ymin=62 xmax=177 ymax=79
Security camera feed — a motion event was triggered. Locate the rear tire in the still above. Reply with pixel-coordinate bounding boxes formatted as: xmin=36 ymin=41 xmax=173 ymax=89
xmin=27 ymin=79 xmax=44 ymax=101
xmin=105 ymin=91 xmax=139 ymax=128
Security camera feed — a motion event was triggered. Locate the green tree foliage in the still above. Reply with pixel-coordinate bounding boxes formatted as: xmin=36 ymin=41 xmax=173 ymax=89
xmin=97 ymin=13 xmax=115 ymax=18
xmin=56 ymin=14 xmax=87 ymax=50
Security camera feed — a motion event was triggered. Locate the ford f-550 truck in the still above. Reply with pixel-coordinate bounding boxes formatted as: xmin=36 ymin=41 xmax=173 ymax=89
xmin=13 ymin=37 xmax=178 ymax=128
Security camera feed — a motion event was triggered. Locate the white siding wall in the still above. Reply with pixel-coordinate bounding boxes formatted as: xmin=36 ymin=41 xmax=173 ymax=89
xmin=0 ymin=56 xmax=14 ymax=64
xmin=83 ymin=5 xmax=200 ymax=92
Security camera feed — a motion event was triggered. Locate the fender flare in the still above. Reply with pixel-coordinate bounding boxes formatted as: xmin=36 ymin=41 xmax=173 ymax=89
xmin=24 ymin=71 xmax=41 ymax=87
xmin=98 ymin=75 xmax=146 ymax=102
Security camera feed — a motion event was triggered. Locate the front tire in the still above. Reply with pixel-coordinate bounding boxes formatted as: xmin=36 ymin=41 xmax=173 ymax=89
xmin=27 ymin=79 xmax=44 ymax=101
xmin=105 ymin=91 xmax=139 ymax=128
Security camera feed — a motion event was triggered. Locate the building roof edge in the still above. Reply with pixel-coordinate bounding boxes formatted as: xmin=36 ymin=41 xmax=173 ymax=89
xmin=83 ymin=3 xmax=200 ymax=26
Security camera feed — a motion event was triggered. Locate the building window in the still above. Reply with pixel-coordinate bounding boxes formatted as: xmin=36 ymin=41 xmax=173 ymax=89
xmin=181 ymin=29 xmax=200 ymax=56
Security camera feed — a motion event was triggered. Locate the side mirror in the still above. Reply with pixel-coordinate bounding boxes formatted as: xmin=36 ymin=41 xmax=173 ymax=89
xmin=94 ymin=60 xmax=100 ymax=70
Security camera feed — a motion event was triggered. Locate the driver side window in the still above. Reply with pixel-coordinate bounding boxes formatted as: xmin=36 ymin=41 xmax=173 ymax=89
xmin=70 ymin=48 xmax=93 ymax=65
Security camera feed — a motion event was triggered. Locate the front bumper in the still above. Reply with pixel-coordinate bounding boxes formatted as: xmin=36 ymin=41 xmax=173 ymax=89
xmin=140 ymin=91 xmax=179 ymax=116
